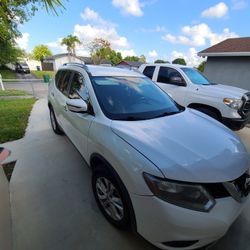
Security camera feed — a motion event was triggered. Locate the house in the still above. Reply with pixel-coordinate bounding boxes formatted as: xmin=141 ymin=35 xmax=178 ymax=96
xmin=42 ymin=53 xmax=84 ymax=71
xmin=198 ymin=37 xmax=250 ymax=90
xmin=116 ymin=60 xmax=143 ymax=70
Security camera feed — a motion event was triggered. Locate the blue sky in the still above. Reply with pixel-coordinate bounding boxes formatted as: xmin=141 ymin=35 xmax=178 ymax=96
xmin=16 ymin=0 xmax=249 ymax=65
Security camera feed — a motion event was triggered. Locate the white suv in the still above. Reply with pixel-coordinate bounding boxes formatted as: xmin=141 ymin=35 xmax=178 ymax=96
xmin=48 ymin=63 xmax=250 ymax=250
xmin=139 ymin=64 xmax=250 ymax=130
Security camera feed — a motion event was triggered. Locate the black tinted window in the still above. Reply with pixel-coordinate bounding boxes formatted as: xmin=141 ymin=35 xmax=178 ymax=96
xmin=91 ymin=76 xmax=181 ymax=120
xmin=157 ymin=67 xmax=184 ymax=85
xmin=143 ymin=66 xmax=155 ymax=79
xmin=69 ymin=72 xmax=87 ymax=99
xmin=57 ymin=70 xmax=72 ymax=95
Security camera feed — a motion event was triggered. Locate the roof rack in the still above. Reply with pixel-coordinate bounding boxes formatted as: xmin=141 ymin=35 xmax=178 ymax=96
xmin=62 ymin=62 xmax=89 ymax=72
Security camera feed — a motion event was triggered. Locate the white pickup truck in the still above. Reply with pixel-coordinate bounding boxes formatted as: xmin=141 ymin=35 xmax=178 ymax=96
xmin=139 ymin=63 xmax=250 ymax=130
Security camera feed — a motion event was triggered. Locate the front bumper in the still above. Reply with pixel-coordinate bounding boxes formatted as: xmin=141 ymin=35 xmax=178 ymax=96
xmin=131 ymin=194 xmax=246 ymax=249
xmin=222 ymin=116 xmax=250 ymax=131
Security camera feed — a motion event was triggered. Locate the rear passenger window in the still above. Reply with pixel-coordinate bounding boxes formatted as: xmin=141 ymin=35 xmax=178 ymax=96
xmin=143 ymin=66 xmax=155 ymax=79
xmin=57 ymin=70 xmax=72 ymax=96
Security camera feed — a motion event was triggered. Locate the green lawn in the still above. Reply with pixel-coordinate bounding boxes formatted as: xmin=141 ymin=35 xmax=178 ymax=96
xmin=0 ymin=89 xmax=30 ymax=96
xmin=0 ymin=98 xmax=36 ymax=143
xmin=0 ymin=69 xmax=17 ymax=79
xmin=31 ymin=70 xmax=55 ymax=79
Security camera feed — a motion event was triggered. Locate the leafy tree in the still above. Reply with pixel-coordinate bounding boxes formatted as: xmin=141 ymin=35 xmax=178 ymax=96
xmin=154 ymin=59 xmax=169 ymax=63
xmin=32 ymin=45 xmax=52 ymax=61
xmin=197 ymin=61 xmax=206 ymax=72
xmin=89 ymin=38 xmax=111 ymax=53
xmin=0 ymin=0 xmax=64 ymax=65
xmin=61 ymin=35 xmax=81 ymax=55
xmin=172 ymin=58 xmax=187 ymax=65
xmin=124 ymin=55 xmax=146 ymax=62
xmin=90 ymin=38 xmax=122 ymax=65
xmin=0 ymin=43 xmax=24 ymax=65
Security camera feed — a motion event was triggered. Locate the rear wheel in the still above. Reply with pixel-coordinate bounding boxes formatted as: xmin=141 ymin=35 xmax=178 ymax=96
xmin=49 ymin=108 xmax=64 ymax=135
xmin=92 ymin=166 xmax=135 ymax=230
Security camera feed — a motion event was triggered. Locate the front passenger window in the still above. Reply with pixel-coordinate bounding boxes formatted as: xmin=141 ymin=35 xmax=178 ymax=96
xmin=69 ymin=72 xmax=88 ymax=100
xmin=157 ymin=67 xmax=185 ymax=85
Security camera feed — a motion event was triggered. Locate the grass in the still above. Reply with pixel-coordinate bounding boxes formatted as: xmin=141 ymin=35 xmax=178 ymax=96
xmin=0 ymin=98 xmax=36 ymax=143
xmin=0 ymin=89 xmax=30 ymax=96
xmin=0 ymin=69 xmax=17 ymax=79
xmin=31 ymin=70 xmax=55 ymax=79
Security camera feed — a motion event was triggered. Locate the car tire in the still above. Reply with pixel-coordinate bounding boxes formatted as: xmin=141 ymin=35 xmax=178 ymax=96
xmin=195 ymin=107 xmax=220 ymax=121
xmin=92 ymin=165 xmax=135 ymax=230
xmin=49 ymin=108 xmax=64 ymax=135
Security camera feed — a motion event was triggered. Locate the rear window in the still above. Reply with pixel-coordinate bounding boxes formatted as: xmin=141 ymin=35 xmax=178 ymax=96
xmin=143 ymin=66 xmax=155 ymax=79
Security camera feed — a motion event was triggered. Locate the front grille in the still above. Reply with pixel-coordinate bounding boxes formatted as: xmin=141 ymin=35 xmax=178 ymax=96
xmin=240 ymin=92 xmax=250 ymax=118
xmin=204 ymin=183 xmax=230 ymax=199
xmin=203 ymin=172 xmax=250 ymax=201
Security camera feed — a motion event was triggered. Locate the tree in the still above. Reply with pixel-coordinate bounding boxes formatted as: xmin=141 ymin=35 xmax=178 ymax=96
xmin=61 ymin=35 xmax=81 ymax=55
xmin=172 ymin=58 xmax=187 ymax=65
xmin=0 ymin=0 xmax=64 ymax=65
xmin=124 ymin=55 xmax=146 ymax=62
xmin=197 ymin=61 xmax=206 ymax=72
xmin=90 ymin=38 xmax=122 ymax=65
xmin=0 ymin=43 xmax=24 ymax=65
xmin=32 ymin=45 xmax=52 ymax=61
xmin=154 ymin=59 xmax=169 ymax=63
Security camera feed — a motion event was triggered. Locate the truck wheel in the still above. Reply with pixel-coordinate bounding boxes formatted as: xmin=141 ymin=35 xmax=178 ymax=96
xmin=195 ymin=107 xmax=220 ymax=121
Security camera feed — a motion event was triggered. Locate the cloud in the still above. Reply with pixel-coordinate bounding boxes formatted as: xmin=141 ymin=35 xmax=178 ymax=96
xmin=15 ymin=32 xmax=30 ymax=50
xmin=141 ymin=25 xmax=167 ymax=33
xmin=112 ymin=0 xmax=143 ymax=16
xmin=162 ymin=23 xmax=238 ymax=47
xmin=201 ymin=2 xmax=228 ymax=18
xmin=231 ymin=0 xmax=248 ymax=10
xmin=117 ymin=49 xmax=137 ymax=57
xmin=148 ymin=50 xmax=158 ymax=58
xmin=71 ymin=7 xmax=131 ymax=56
xmin=170 ymin=48 xmax=203 ymax=66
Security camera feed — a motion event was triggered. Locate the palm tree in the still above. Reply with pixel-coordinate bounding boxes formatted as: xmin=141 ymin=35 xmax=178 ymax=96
xmin=61 ymin=35 xmax=81 ymax=59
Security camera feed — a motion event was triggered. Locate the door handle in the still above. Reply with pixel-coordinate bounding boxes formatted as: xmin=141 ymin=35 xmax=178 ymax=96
xmin=51 ymin=92 xmax=55 ymax=97
xmin=63 ymin=105 xmax=68 ymax=112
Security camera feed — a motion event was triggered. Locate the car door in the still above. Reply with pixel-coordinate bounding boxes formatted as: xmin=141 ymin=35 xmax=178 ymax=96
xmin=53 ymin=70 xmax=73 ymax=129
xmin=62 ymin=71 xmax=95 ymax=159
xmin=156 ymin=66 xmax=187 ymax=105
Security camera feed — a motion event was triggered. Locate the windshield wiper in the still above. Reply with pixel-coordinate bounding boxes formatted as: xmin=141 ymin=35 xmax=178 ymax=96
xmin=153 ymin=111 xmax=180 ymax=119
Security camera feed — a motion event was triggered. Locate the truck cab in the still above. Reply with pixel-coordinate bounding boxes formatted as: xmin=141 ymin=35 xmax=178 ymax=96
xmin=139 ymin=63 xmax=250 ymax=130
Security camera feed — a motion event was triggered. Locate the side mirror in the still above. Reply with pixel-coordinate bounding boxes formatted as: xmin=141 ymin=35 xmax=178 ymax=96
xmin=66 ymin=99 xmax=88 ymax=113
xmin=169 ymin=76 xmax=186 ymax=86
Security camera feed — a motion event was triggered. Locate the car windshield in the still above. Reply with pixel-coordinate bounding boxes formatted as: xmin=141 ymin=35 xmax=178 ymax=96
xmin=91 ymin=76 xmax=182 ymax=120
xmin=20 ymin=63 xmax=28 ymax=67
xmin=181 ymin=68 xmax=211 ymax=85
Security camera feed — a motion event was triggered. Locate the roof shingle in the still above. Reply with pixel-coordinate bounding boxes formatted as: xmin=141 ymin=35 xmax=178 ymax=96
xmin=198 ymin=37 xmax=250 ymax=56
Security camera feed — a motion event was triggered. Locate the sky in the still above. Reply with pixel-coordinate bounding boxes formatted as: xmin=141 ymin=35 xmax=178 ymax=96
xmin=16 ymin=0 xmax=249 ymax=66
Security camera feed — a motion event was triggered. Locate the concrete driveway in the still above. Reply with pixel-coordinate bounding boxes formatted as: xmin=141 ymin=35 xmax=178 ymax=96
xmin=2 ymin=99 xmax=250 ymax=250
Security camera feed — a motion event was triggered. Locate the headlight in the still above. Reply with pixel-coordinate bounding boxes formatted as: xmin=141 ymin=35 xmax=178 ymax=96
xmin=143 ymin=173 xmax=215 ymax=212
xmin=223 ymin=98 xmax=243 ymax=110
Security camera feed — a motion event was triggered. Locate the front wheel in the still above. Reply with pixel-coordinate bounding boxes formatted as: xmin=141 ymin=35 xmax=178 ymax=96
xmin=92 ymin=167 xmax=135 ymax=230
xmin=195 ymin=107 xmax=220 ymax=121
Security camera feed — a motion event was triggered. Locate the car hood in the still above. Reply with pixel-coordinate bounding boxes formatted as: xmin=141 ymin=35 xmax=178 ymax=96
xmin=199 ymin=84 xmax=248 ymax=99
xmin=111 ymin=109 xmax=249 ymax=183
